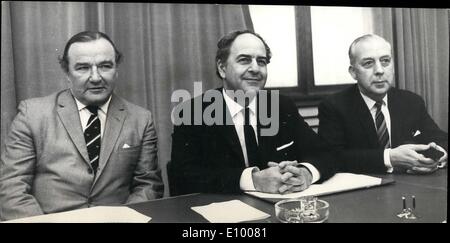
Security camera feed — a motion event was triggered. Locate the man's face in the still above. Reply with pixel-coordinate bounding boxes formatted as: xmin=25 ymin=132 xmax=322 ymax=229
xmin=217 ymin=33 xmax=268 ymax=96
xmin=66 ymin=38 xmax=118 ymax=106
xmin=349 ymin=37 xmax=394 ymax=101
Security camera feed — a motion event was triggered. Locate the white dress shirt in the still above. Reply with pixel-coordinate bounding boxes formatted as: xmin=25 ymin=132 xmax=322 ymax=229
xmin=221 ymin=90 xmax=320 ymax=191
xmin=222 ymin=89 xmax=258 ymax=167
xmin=74 ymin=96 xmax=111 ymax=138
xmin=359 ymin=91 xmax=394 ymax=173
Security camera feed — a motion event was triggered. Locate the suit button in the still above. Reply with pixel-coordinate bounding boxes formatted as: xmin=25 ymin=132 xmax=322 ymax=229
xmin=87 ymin=168 xmax=93 ymax=174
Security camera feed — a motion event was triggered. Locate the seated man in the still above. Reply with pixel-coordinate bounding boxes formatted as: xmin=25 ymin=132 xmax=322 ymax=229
xmin=318 ymin=34 xmax=448 ymax=174
xmin=0 ymin=31 xmax=164 ymax=221
xmin=169 ymin=30 xmax=336 ymax=196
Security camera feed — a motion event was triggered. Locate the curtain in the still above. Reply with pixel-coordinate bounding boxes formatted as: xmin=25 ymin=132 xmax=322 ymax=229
xmin=1 ymin=2 xmax=16 ymax=160
xmin=1 ymin=2 xmax=253 ymax=196
xmin=1 ymin=2 xmax=100 ymax=150
xmin=373 ymin=8 xmax=449 ymax=132
xmin=393 ymin=8 xmax=449 ymax=132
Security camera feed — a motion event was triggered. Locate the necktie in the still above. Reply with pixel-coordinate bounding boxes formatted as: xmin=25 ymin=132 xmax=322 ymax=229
xmin=244 ymin=107 xmax=259 ymax=166
xmin=84 ymin=106 xmax=101 ymax=175
xmin=375 ymin=101 xmax=390 ymax=149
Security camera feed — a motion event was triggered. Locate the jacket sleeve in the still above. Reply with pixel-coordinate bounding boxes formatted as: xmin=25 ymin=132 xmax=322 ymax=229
xmin=318 ymin=100 xmax=386 ymax=173
xmin=126 ymin=111 xmax=164 ymax=204
xmin=283 ymin=98 xmax=337 ymax=182
xmin=414 ymin=96 xmax=448 ymax=152
xmin=0 ymin=101 xmax=44 ymax=221
xmin=168 ymin=122 xmax=245 ymax=196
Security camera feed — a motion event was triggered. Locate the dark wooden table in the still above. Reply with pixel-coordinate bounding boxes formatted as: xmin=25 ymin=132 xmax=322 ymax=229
xmin=129 ymin=169 xmax=447 ymax=223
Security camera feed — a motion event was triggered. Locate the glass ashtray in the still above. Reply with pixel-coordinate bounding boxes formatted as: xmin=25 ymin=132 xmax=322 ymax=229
xmin=275 ymin=197 xmax=329 ymax=223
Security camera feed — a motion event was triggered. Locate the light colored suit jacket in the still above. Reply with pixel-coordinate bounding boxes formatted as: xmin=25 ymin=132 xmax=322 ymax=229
xmin=0 ymin=89 xmax=164 ymax=221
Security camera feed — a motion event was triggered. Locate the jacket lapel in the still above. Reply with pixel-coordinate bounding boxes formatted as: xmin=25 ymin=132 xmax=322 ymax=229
xmin=96 ymin=94 xmax=126 ymax=180
xmin=352 ymin=86 xmax=379 ymax=147
xmin=56 ymin=90 xmax=91 ymax=165
xmin=387 ymin=88 xmax=402 ymax=147
xmin=256 ymin=91 xmax=273 ymax=165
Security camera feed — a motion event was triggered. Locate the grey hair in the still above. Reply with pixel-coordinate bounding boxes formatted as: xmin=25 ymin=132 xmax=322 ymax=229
xmin=348 ymin=34 xmax=391 ymax=65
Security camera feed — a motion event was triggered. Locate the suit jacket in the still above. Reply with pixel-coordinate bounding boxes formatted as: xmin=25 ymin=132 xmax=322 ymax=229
xmin=318 ymin=84 xmax=448 ymax=173
xmin=168 ymin=88 xmax=336 ymax=196
xmin=0 ymin=89 xmax=164 ymax=221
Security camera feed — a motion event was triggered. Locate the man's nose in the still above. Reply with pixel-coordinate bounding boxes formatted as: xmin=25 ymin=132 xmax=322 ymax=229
xmin=248 ymin=59 xmax=260 ymax=73
xmin=89 ymin=66 xmax=102 ymax=82
xmin=374 ymin=61 xmax=384 ymax=76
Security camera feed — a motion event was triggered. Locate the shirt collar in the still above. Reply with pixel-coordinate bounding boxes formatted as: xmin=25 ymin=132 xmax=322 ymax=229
xmin=74 ymin=95 xmax=112 ymax=115
xmin=359 ymin=90 xmax=388 ymax=110
xmin=359 ymin=91 xmax=387 ymax=110
xmin=222 ymin=89 xmax=257 ymax=117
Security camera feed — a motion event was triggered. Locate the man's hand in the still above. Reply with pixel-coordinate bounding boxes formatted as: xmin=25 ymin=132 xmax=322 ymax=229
xmin=406 ymin=166 xmax=439 ymax=174
xmin=429 ymin=142 xmax=448 ymax=168
xmin=268 ymin=161 xmax=313 ymax=194
xmin=252 ymin=166 xmax=284 ymax=193
xmin=390 ymin=144 xmax=439 ymax=173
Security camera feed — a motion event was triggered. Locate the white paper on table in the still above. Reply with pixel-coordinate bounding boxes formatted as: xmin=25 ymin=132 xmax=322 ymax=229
xmin=191 ymin=200 xmax=270 ymax=223
xmin=245 ymin=173 xmax=383 ymax=199
xmin=3 ymin=206 xmax=151 ymax=223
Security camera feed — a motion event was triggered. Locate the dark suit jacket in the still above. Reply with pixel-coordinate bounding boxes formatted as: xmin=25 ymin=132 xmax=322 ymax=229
xmin=0 ymin=89 xmax=164 ymax=221
xmin=169 ymin=88 xmax=336 ymax=196
xmin=318 ymin=85 xmax=448 ymax=173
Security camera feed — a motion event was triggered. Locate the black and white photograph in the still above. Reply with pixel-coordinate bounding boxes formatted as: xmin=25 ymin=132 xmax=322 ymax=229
xmin=0 ymin=1 xmax=447 ymax=227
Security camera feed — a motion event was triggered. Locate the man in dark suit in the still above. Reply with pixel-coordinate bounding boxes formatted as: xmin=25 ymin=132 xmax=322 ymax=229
xmin=0 ymin=31 xmax=164 ymax=221
xmin=169 ymin=30 xmax=335 ymax=196
xmin=318 ymin=34 xmax=448 ymax=174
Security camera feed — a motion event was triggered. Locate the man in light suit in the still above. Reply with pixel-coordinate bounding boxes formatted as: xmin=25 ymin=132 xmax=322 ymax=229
xmin=318 ymin=34 xmax=448 ymax=174
xmin=0 ymin=31 xmax=164 ymax=221
xmin=169 ymin=30 xmax=336 ymax=196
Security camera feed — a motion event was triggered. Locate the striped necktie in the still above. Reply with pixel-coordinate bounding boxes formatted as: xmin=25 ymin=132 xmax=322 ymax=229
xmin=84 ymin=106 xmax=101 ymax=175
xmin=375 ymin=101 xmax=390 ymax=149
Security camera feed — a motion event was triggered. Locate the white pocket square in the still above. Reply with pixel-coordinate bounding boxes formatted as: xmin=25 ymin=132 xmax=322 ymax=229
xmin=122 ymin=143 xmax=130 ymax=149
xmin=413 ymin=130 xmax=421 ymax=137
xmin=276 ymin=141 xmax=294 ymax=151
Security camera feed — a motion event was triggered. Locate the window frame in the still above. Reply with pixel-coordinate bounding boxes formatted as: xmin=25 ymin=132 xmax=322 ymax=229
xmin=266 ymin=6 xmax=352 ymax=106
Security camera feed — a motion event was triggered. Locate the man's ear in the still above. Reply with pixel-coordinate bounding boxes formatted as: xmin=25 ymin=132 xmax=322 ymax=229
xmin=217 ymin=60 xmax=226 ymax=79
xmin=348 ymin=65 xmax=357 ymax=80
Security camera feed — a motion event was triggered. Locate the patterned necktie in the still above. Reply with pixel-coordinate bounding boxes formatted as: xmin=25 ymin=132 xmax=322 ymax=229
xmin=375 ymin=101 xmax=390 ymax=149
xmin=84 ymin=106 xmax=101 ymax=175
xmin=244 ymin=107 xmax=259 ymax=166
